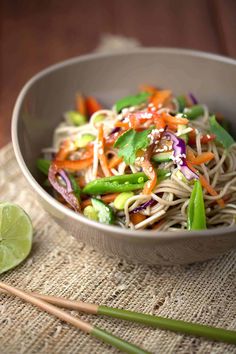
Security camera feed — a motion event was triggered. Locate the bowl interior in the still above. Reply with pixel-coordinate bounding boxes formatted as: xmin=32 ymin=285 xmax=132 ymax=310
xmin=15 ymin=49 xmax=236 ymax=186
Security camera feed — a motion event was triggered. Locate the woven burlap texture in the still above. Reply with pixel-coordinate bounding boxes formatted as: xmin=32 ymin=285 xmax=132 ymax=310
xmin=1 ymin=144 xmax=236 ymax=354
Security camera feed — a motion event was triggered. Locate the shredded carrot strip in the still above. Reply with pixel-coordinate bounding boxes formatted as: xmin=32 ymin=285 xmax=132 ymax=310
xmin=54 ymin=157 xmax=93 ymax=171
xmin=98 ymin=124 xmax=111 ymax=177
xmin=188 ymin=152 xmax=215 ymax=165
xmin=139 ymin=84 xmax=157 ymax=94
xmin=162 ymin=112 xmax=189 ymax=125
xmin=75 ymin=93 xmax=87 ymax=116
xmin=151 ymin=90 xmax=172 ymax=108
xmin=187 ymin=161 xmax=225 ymax=207
xmin=115 ymin=121 xmax=130 ymax=129
xmin=108 ymin=155 xmax=123 ymax=169
xmin=81 ymin=193 xmax=119 ymax=209
xmin=55 ymin=140 xmax=75 ymax=161
xmin=153 ymin=115 xmax=166 ymax=130
xmin=86 ymin=96 xmax=102 ymax=116
xmin=143 ymin=168 xmax=157 ymax=195
xmin=130 ymin=213 xmax=146 ymax=225
xmin=141 ymin=145 xmax=157 ymax=195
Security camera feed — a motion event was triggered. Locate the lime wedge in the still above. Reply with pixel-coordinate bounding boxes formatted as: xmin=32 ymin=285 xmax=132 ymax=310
xmin=0 ymin=202 xmax=33 ymax=274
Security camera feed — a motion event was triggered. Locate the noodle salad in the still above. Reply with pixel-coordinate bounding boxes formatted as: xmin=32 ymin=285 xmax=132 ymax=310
xmin=37 ymin=86 xmax=236 ymax=231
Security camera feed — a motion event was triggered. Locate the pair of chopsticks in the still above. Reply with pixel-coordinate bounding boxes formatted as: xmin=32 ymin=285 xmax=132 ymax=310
xmin=0 ymin=282 xmax=236 ymax=354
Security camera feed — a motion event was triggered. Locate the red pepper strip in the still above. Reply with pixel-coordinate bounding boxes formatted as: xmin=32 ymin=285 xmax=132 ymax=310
xmin=75 ymin=93 xmax=87 ymax=117
xmin=186 ymin=161 xmax=225 ymax=208
xmin=115 ymin=111 xmax=164 ymax=130
xmin=201 ymin=134 xmax=216 ymax=144
xmin=53 ymin=158 xmax=93 ymax=171
xmin=189 ymin=129 xmax=216 ymax=145
xmin=86 ymin=96 xmax=102 ymax=116
xmin=98 ymin=124 xmax=112 ymax=177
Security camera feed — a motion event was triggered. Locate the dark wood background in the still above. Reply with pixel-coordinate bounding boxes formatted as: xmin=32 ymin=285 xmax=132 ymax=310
xmin=1 ymin=0 xmax=235 ymax=148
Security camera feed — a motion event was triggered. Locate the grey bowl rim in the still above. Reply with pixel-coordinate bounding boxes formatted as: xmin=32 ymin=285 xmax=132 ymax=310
xmin=11 ymin=47 xmax=236 ymax=241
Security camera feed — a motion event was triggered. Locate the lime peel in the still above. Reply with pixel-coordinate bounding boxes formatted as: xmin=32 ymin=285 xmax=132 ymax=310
xmin=0 ymin=202 xmax=33 ymax=274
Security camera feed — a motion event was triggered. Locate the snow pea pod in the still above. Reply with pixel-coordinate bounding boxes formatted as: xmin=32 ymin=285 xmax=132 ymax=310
xmin=187 ymin=180 xmax=206 ymax=230
xmin=184 ymin=105 xmax=204 ymax=120
xmin=209 ymin=115 xmax=234 ymax=149
xmin=176 ymin=95 xmax=186 ymax=113
xmin=83 ymin=173 xmax=148 ymax=195
xmin=83 ymin=170 xmax=170 ymax=195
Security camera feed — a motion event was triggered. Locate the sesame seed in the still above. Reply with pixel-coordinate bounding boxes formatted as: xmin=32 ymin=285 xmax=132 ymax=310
xmin=99 ymin=148 xmax=104 ymax=154
xmin=149 ymin=167 xmax=153 ymax=172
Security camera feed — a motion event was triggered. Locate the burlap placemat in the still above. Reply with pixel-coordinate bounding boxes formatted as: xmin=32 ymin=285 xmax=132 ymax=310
xmin=0 ymin=143 xmax=236 ymax=354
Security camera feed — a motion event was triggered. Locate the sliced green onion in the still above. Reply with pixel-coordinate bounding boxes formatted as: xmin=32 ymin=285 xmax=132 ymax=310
xmin=114 ymin=192 xmax=134 ymax=210
xmin=65 ymin=111 xmax=87 ymax=126
xmin=76 ymin=134 xmax=96 ymax=148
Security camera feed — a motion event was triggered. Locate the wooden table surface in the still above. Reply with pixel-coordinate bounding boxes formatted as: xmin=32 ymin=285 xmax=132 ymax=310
xmin=1 ymin=0 xmax=235 ymax=148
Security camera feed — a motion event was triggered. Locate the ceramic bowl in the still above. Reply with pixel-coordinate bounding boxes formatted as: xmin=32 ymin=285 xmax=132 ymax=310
xmin=12 ymin=48 xmax=236 ymax=264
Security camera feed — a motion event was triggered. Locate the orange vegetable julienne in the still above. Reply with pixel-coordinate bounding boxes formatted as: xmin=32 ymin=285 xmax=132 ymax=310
xmin=162 ymin=112 xmax=189 ymax=125
xmin=108 ymin=155 xmax=123 ymax=169
xmin=54 ymin=157 xmax=93 ymax=171
xmin=98 ymin=124 xmax=111 ymax=177
xmin=130 ymin=213 xmax=146 ymax=225
xmin=81 ymin=193 xmax=119 ymax=209
xmin=151 ymin=90 xmax=172 ymax=108
xmin=75 ymin=93 xmax=87 ymax=116
xmin=55 ymin=140 xmax=76 ymax=161
xmin=86 ymin=96 xmax=102 ymax=116
xmin=139 ymin=84 xmax=157 ymax=94
xmin=187 ymin=151 xmax=215 ymax=165
xmin=140 ymin=146 xmax=157 ymax=195
xmin=187 ymin=161 xmax=225 ymax=208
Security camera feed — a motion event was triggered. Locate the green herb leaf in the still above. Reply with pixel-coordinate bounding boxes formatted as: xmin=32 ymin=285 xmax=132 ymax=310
xmin=114 ymin=129 xmax=151 ymax=164
xmin=209 ymin=115 xmax=234 ymax=149
xmin=115 ymin=92 xmax=150 ymax=113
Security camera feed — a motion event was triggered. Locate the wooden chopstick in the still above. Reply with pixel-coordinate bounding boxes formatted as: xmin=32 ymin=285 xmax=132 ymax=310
xmin=0 ymin=282 xmax=150 ymax=354
xmin=1 ymin=284 xmax=236 ymax=345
